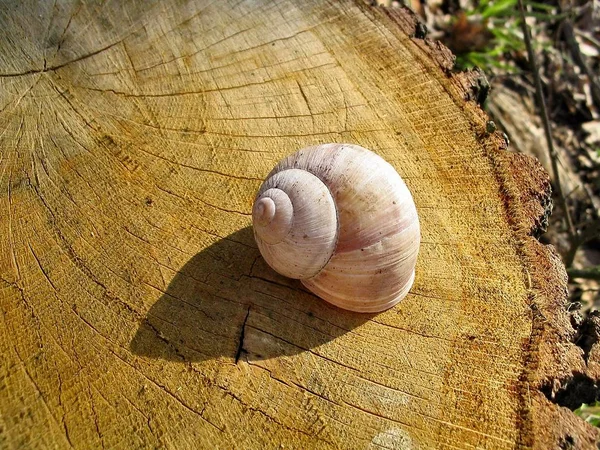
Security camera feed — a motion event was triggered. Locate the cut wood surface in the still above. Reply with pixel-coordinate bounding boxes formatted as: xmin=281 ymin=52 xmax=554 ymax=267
xmin=0 ymin=0 xmax=597 ymax=448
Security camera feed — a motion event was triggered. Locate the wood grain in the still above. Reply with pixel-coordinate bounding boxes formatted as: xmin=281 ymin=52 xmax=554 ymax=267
xmin=0 ymin=0 xmax=596 ymax=448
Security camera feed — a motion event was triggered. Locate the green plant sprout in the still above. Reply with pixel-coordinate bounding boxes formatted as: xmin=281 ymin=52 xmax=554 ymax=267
xmin=456 ymin=0 xmax=563 ymax=72
xmin=574 ymin=402 xmax=600 ymax=428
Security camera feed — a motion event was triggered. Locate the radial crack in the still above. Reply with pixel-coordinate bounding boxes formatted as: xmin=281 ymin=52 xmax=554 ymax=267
xmin=235 ymin=306 xmax=251 ymax=364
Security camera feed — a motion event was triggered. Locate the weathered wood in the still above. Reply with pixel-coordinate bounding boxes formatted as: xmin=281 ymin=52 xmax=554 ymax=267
xmin=0 ymin=0 xmax=597 ymax=448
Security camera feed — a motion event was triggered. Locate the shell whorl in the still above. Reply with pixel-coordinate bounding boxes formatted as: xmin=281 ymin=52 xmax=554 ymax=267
xmin=252 ymin=144 xmax=420 ymax=313
xmin=252 ymin=168 xmax=338 ymax=279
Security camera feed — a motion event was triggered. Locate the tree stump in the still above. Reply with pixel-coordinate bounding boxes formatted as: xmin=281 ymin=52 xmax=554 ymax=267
xmin=1 ymin=1 xmax=598 ymax=448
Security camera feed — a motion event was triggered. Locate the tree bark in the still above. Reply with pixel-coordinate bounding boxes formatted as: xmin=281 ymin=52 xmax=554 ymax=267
xmin=0 ymin=0 xmax=597 ymax=448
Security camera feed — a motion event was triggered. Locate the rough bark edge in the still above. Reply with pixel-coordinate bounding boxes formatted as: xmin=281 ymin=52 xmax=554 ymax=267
xmin=363 ymin=2 xmax=600 ymax=448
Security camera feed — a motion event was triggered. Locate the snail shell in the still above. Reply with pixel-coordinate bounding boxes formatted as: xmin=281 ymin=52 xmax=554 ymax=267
xmin=252 ymin=143 xmax=420 ymax=313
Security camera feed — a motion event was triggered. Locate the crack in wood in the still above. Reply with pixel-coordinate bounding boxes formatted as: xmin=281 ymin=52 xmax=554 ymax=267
xmin=235 ymin=305 xmax=251 ymax=364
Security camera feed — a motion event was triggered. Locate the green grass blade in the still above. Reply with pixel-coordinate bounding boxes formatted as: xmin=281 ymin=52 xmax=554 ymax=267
xmin=481 ymin=0 xmax=517 ymax=19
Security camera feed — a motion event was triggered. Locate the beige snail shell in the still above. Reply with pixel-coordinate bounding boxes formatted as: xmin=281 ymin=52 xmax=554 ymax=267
xmin=252 ymin=143 xmax=420 ymax=313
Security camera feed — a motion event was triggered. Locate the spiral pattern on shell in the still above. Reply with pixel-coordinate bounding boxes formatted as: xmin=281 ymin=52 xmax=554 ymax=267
xmin=252 ymin=143 xmax=420 ymax=313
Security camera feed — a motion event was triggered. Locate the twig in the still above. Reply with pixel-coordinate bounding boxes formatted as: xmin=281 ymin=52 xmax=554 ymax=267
xmin=517 ymin=0 xmax=575 ymax=240
xmin=574 ymin=29 xmax=600 ymax=50
xmin=565 ymin=219 xmax=600 ymax=267
xmin=568 ymin=266 xmax=600 ymax=281
xmin=561 ymin=19 xmax=600 ymax=111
